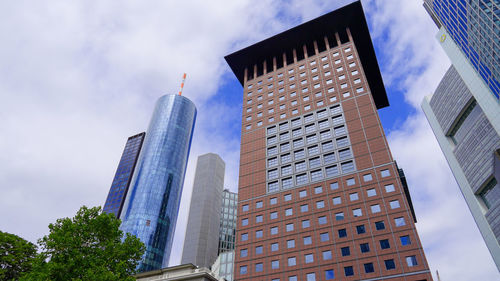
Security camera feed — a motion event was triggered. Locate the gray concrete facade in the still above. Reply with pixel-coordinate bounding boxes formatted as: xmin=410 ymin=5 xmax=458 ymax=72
xmin=181 ymin=153 xmax=225 ymax=268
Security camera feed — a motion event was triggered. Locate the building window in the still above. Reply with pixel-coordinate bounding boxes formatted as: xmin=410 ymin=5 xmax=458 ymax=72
xmin=323 ymin=142 xmax=334 ymax=152
xmin=282 ymin=165 xmax=292 ymax=176
xmin=349 ymin=192 xmax=359 ymax=201
xmin=353 ymin=208 xmax=362 ymax=217
xmin=356 ymin=225 xmax=366 ymax=234
xmin=325 ymin=269 xmax=335 ymax=280
xmin=255 ymin=230 xmax=263 ymax=238
xmin=303 ymin=236 xmax=312 ymax=245
xmin=339 ymin=74 xmax=345 ymax=80
xmin=385 ymin=259 xmax=396 ymax=270
xmin=356 ymin=87 xmax=364 ymax=93
xmin=295 ymin=161 xmax=307 ymax=172
xmin=364 ymin=263 xmax=374 ymax=273
xmin=296 ymin=173 xmax=308 ymax=185
xmin=334 ymin=125 xmax=346 ymax=136
xmin=270 ymin=212 xmax=278 ymax=220
xmin=354 ymin=78 xmax=361 ymax=84
xmin=281 ymin=153 xmax=291 ymax=163
xmin=337 ymin=67 xmax=343 ymax=72
xmin=288 ymin=257 xmax=296 ymax=266
xmin=316 ymin=200 xmax=325 ymax=209
xmin=406 ymin=256 xmax=418 ymax=267
xmin=242 ymin=218 xmax=248 ymax=226
xmin=285 ymin=208 xmax=293 ymax=216
xmin=241 ymin=233 xmax=248 ymax=241
xmin=352 ymin=70 xmax=359 ymax=75
xmin=333 ymin=196 xmax=341 ymax=205
xmin=349 ymin=62 xmax=356 ymax=67
xmin=289 ymin=276 xmax=297 ymax=281
xmin=375 ymin=221 xmax=385 ymax=230
xmin=268 ymin=181 xmax=279 ymax=192
xmin=320 ymin=232 xmax=329 ymax=242
xmin=242 ymin=204 xmax=249 ymax=212
xmin=385 ymin=184 xmax=395 ymax=192
xmin=284 ymin=194 xmax=292 ymax=201
xmin=299 ymin=190 xmax=307 ymax=197
xmin=335 ymin=212 xmax=344 ymax=221
xmin=346 ymin=178 xmax=355 ymax=186
xmin=255 ymin=246 xmax=263 ymax=255
xmin=311 ymin=169 xmax=323 ymax=181
xmin=286 ymin=223 xmax=294 ymax=232
xmin=271 ymin=260 xmax=279 ymax=269
xmin=255 ymin=263 xmax=263 ymax=272
xmin=344 ymin=266 xmax=354 ymax=277
xmin=268 ymin=169 xmax=278 ymax=180
xmin=256 ymin=215 xmax=263 ymax=223
xmin=287 ymin=239 xmax=295 ymax=248
xmin=390 ymin=200 xmax=400 ymax=209
xmin=395 ymin=217 xmax=406 ymax=227
xmin=360 ymin=243 xmax=370 ymax=253
xmin=330 ymin=182 xmax=339 ymax=190
xmin=280 ymin=142 xmax=290 ymax=152
xmin=241 ymin=249 xmax=248 ymax=257
xmin=295 ymin=149 xmax=305 ymax=160
xmin=308 ymin=145 xmax=319 ymax=155
xmin=381 ymin=169 xmax=390 ymax=177
xmin=305 ymin=254 xmax=314 ymax=263
xmin=300 ymin=204 xmax=309 ymax=212
xmin=371 ymin=204 xmax=381 ymax=213
xmin=400 ymin=235 xmax=411 ymax=246
xmin=336 ymin=136 xmax=349 ymax=147
xmin=338 ymin=228 xmax=347 ymax=238
xmin=380 ymin=239 xmax=390 ymax=249
xmin=302 ymin=219 xmax=310 ymax=228
xmin=363 ymin=174 xmax=373 ymax=181
xmin=323 ymin=250 xmax=332 ymax=260
xmin=270 ymin=226 xmax=278 ymax=235
xmin=271 ymin=242 xmax=279 ymax=251
xmin=367 ymin=188 xmax=376 ymax=197
xmin=240 ymin=265 xmax=247 ymax=275
xmin=318 ymin=216 xmax=327 ymax=224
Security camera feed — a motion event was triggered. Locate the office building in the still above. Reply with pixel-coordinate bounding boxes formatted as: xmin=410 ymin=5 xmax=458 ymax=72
xmin=218 ymin=189 xmax=238 ymax=255
xmin=422 ymin=0 xmax=500 ymax=270
xmin=212 ymin=251 xmax=235 ymax=281
xmin=103 ymin=132 xmax=145 ymax=218
xmin=135 ymin=264 xmax=218 ymax=281
xmin=225 ymin=1 xmax=433 ymax=280
xmin=120 ymin=94 xmax=196 ymax=272
xmin=182 ymin=153 xmax=226 ymax=268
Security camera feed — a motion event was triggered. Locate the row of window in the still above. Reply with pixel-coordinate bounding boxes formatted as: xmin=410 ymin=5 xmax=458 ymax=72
xmin=243 ymin=171 xmax=393 ymax=212
xmin=240 ymin=234 xmax=412 ymax=259
xmin=246 ymin=46 xmax=355 ymax=89
xmin=240 ymin=256 xmax=418 ymax=278
xmin=240 ymin=216 xmax=407 ymax=241
xmin=241 ymin=195 xmax=400 ymax=226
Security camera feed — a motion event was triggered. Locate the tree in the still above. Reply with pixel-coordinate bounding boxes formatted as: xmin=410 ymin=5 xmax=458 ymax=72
xmin=21 ymin=206 xmax=145 ymax=281
xmin=0 ymin=231 xmax=37 ymax=280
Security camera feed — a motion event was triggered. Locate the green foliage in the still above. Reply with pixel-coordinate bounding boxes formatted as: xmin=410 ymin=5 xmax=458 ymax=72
xmin=0 ymin=231 xmax=37 ymax=280
xmin=20 ymin=206 xmax=145 ymax=281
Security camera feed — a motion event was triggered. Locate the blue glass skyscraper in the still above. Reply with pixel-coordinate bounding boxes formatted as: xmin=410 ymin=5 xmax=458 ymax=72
xmin=103 ymin=132 xmax=145 ymax=218
xmin=120 ymin=94 xmax=196 ymax=271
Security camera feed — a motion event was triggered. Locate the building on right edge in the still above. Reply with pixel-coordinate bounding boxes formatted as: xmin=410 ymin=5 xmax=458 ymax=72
xmin=226 ymin=1 xmax=433 ymax=280
xmin=422 ymin=0 xmax=500 ymax=270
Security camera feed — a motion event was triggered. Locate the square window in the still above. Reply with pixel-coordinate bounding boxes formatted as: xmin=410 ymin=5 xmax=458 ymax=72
xmin=302 ymin=219 xmax=310 ymax=228
xmin=360 ymin=243 xmax=370 ymax=253
xmin=353 ymin=208 xmax=362 ymax=217
xmin=241 ymin=249 xmax=248 ymax=257
xmin=349 ymin=192 xmax=359 ymax=201
xmin=256 ymin=230 xmax=263 ymax=238
xmin=316 ymin=201 xmax=325 ymax=209
xmin=314 ymin=186 xmax=323 ymax=194
xmin=256 ymin=215 xmax=263 ymax=223
xmin=301 ymin=204 xmax=309 ymax=212
xmin=385 ymin=184 xmax=395 ymax=192
xmin=306 ymin=273 xmax=316 ymax=281
xmin=242 ymin=218 xmax=248 ymax=226
xmin=323 ymin=251 xmax=332 ymax=260
xmin=325 ymin=269 xmax=335 ymax=280
xmin=318 ymin=216 xmax=327 ymax=224
xmin=395 ymin=217 xmax=406 ymax=227
xmin=299 ymin=190 xmax=307 ymax=198
xmin=380 ymin=239 xmax=390 ymax=249
xmin=356 ymin=225 xmax=366 ymax=234
xmin=346 ymin=178 xmax=355 ymax=186
xmin=242 ymin=204 xmax=249 ymax=212
xmin=287 ymin=239 xmax=295 ymax=248
xmin=255 ymin=245 xmax=263 ymax=255
xmin=271 ymin=242 xmax=279 ymax=251
xmin=341 ymin=246 xmax=350 ymax=256
xmin=364 ymin=263 xmax=374 ymax=273
xmin=286 ymin=223 xmax=294 ymax=232
xmin=375 ymin=221 xmax=385 ymax=230
xmin=406 ymin=255 xmax=418 ymax=267
xmin=256 ymin=263 xmax=263 ymax=272
xmin=285 ymin=208 xmax=293 ymax=216
xmin=305 ymin=254 xmax=314 ymax=264
xmin=338 ymin=228 xmax=347 ymax=238
xmin=330 ymin=182 xmax=339 ymax=190
xmin=333 ymin=197 xmax=341 ymax=205
xmin=371 ymin=204 xmax=381 ymax=213
xmin=344 ymin=266 xmax=354 ymax=276
xmin=367 ymin=188 xmax=376 ymax=197
xmin=400 ymin=235 xmax=411 ymax=246
xmin=241 ymin=233 xmax=248 ymax=241
xmin=270 ymin=197 xmax=277 ymax=205
xmin=270 ymin=226 xmax=278 ymax=235
xmin=289 ymin=277 xmax=297 ymax=281
xmin=390 ymin=200 xmax=400 ymax=209
xmin=288 ymin=257 xmax=296 ymax=266
xmin=240 ymin=265 xmax=247 ymax=275
xmin=381 ymin=169 xmax=390 ymax=177
xmin=303 ymin=236 xmax=312 ymax=245
xmin=335 ymin=212 xmax=344 ymax=221
xmin=363 ymin=174 xmax=373 ymax=181
xmin=320 ymin=232 xmax=329 ymax=242
xmin=284 ymin=194 xmax=292 ymax=201
xmin=385 ymin=259 xmax=396 ymax=270
xmin=272 ymin=260 xmax=279 ymax=269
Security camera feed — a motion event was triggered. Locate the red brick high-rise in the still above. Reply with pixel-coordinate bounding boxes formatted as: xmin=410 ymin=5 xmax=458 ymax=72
xmin=225 ymin=2 xmax=433 ymax=280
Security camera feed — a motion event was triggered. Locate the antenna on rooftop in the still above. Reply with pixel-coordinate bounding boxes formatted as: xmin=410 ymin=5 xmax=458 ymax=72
xmin=178 ymin=73 xmax=187 ymax=96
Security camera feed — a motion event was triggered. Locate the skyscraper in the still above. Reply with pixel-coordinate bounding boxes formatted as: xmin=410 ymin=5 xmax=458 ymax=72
xmin=225 ymin=1 xmax=433 ymax=280
xmin=120 ymin=94 xmax=196 ymax=272
xmin=422 ymin=0 xmax=500 ymax=270
xmin=218 ymin=189 xmax=237 ymax=255
xmin=103 ymin=132 xmax=145 ymax=218
xmin=182 ymin=153 xmax=226 ymax=268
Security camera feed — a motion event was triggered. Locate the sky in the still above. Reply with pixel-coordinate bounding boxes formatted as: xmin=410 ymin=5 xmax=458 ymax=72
xmin=0 ymin=0 xmax=498 ymax=280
